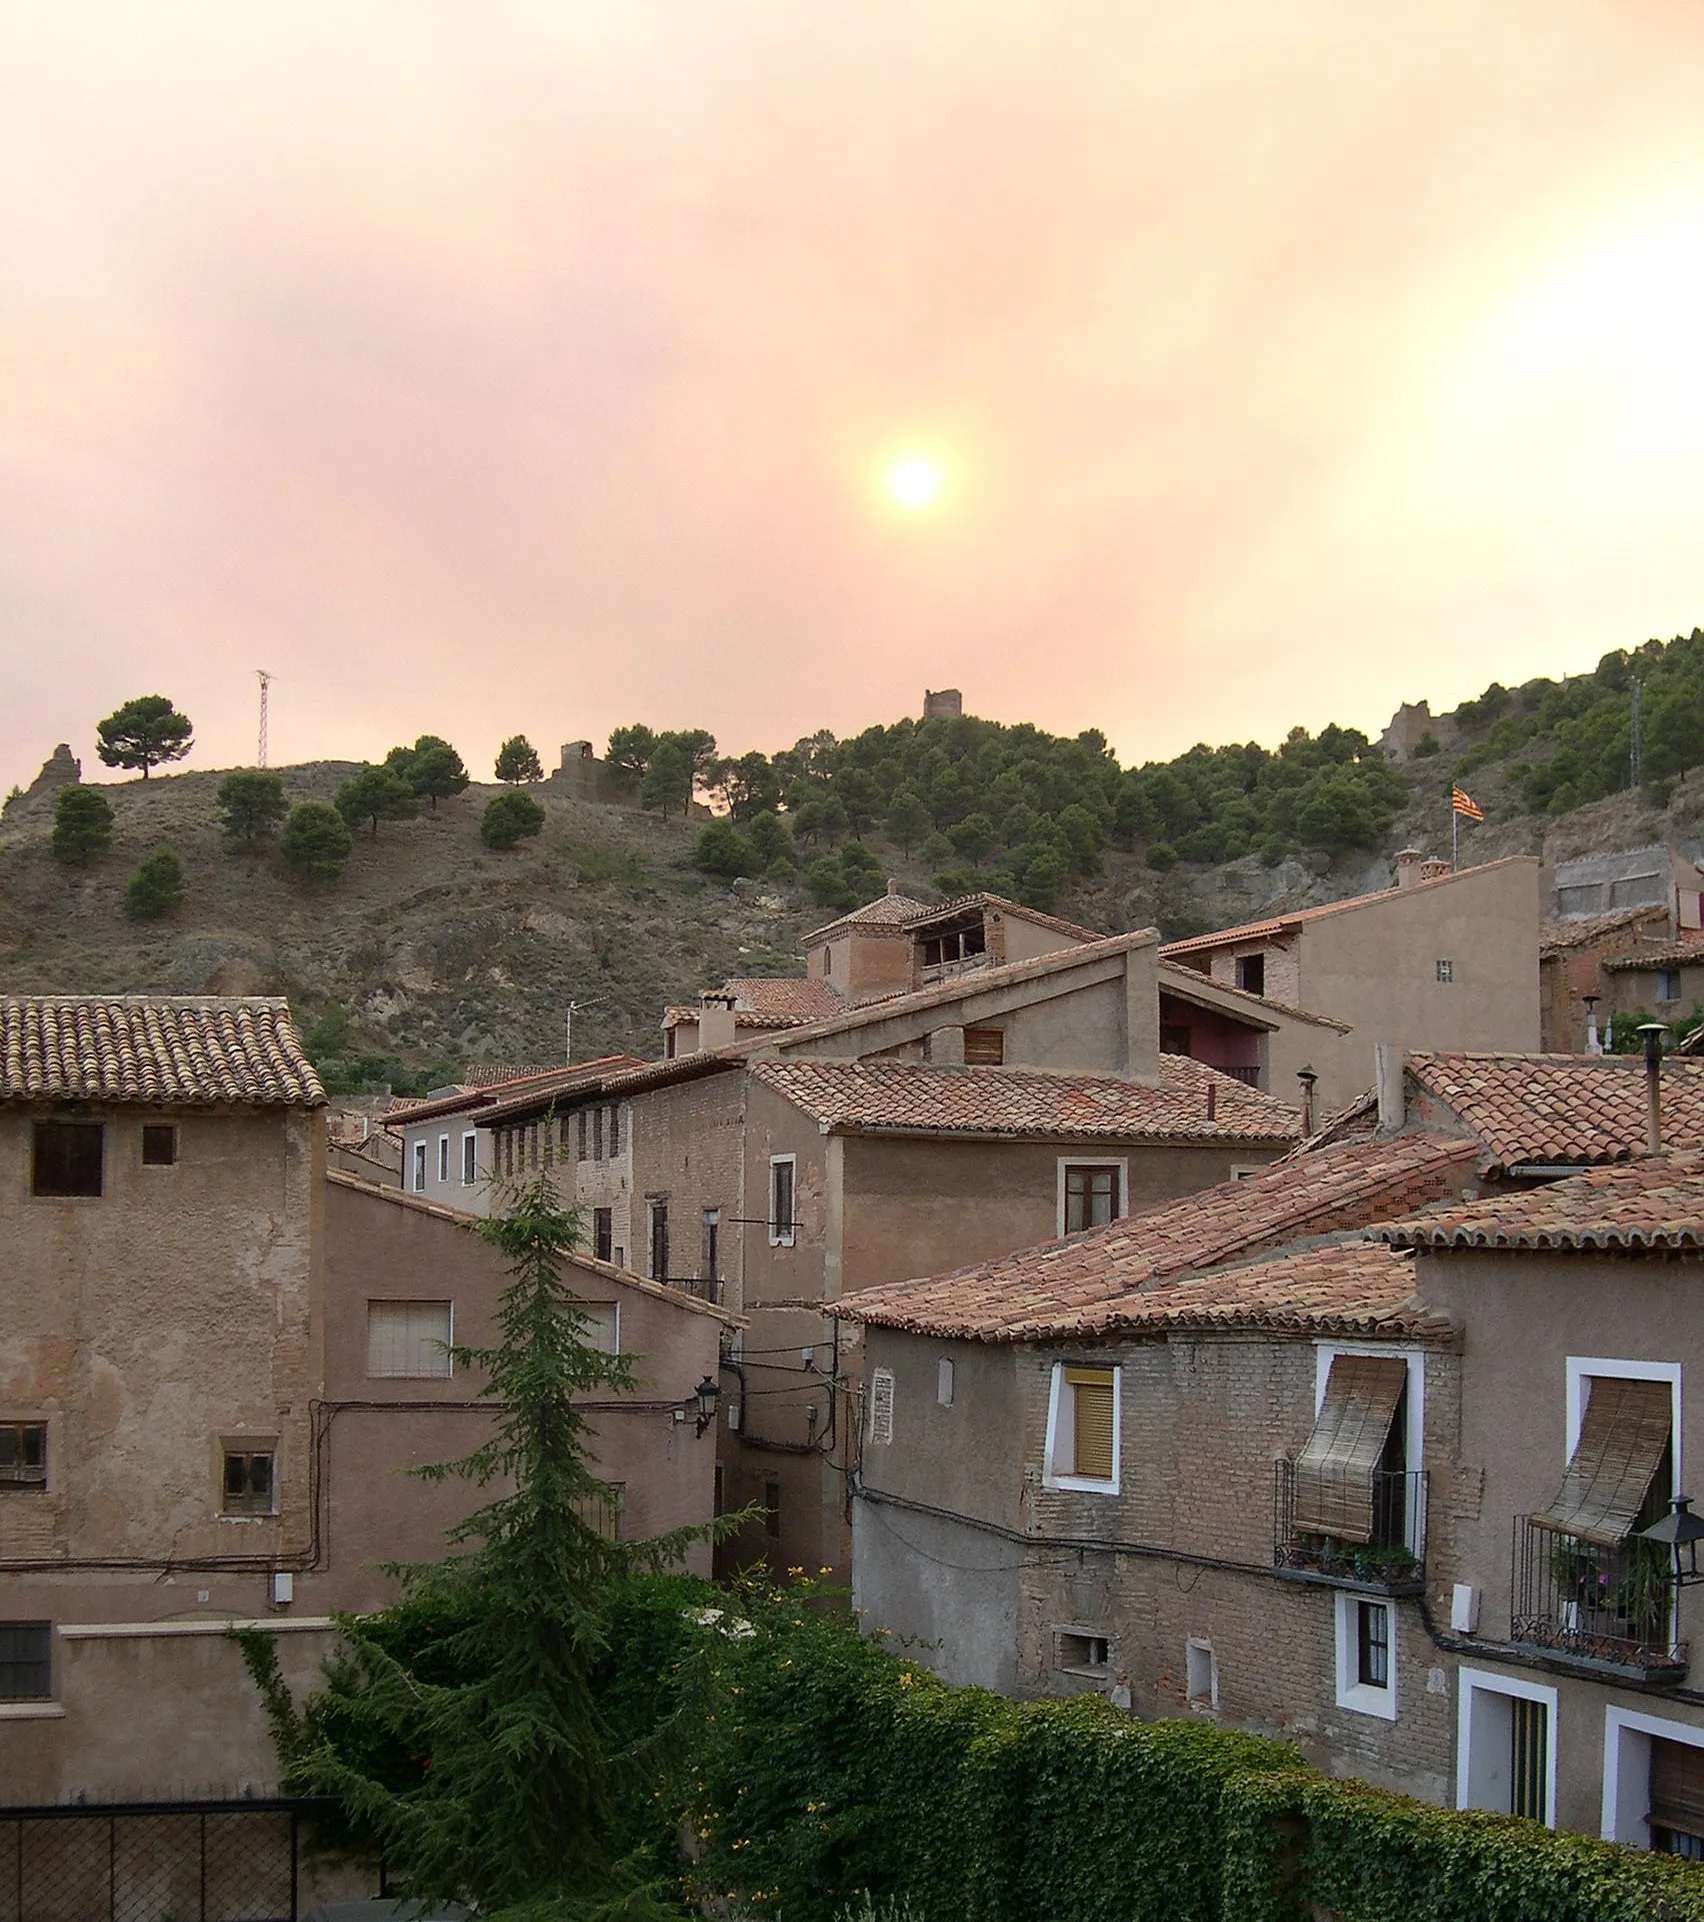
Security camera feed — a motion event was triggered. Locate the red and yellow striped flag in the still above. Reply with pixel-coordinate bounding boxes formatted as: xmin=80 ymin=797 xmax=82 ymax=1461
xmin=1451 ymin=786 xmax=1483 ymax=821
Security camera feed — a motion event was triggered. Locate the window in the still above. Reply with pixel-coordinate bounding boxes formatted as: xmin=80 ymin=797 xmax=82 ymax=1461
xmin=1236 ymin=953 xmax=1265 ymax=996
xmin=438 ymin=1134 xmax=450 ymax=1183
xmin=648 ymin=1201 xmax=669 ymax=1280
xmin=1603 ymin=1707 xmax=1704 ymax=1852
xmin=1060 ymin=1161 xmax=1124 ymax=1236
xmin=1293 ymin=1352 xmax=1412 ymax=1547
xmin=1058 ymin=1630 xmax=1110 ymax=1673
xmin=1457 ymin=1668 xmax=1557 ymax=1825
xmin=0 ymin=1423 xmax=47 ymax=1487
xmin=701 ymin=1208 xmax=720 ymax=1282
xmin=575 ymin=1301 xmax=619 ymax=1354
xmin=367 ymin=1301 xmax=453 ymax=1379
xmin=1335 ymin=1593 xmax=1396 ymax=1718
xmin=141 ymin=1124 xmax=176 ymax=1167
xmin=411 ymin=1140 xmax=427 ymax=1193
xmin=869 ymin=1367 xmax=895 ymax=1445
xmin=461 ymin=1131 xmax=478 ymax=1185
xmin=593 ymin=1108 xmax=605 ymax=1161
xmin=1660 ymin=969 xmax=1682 ymax=1003
xmin=1159 ymin=1023 xmax=1193 ymax=1056
xmin=572 ymin=1483 xmax=624 ymax=1541
xmin=963 ymin=1026 xmax=1005 ymax=1066
xmin=222 ymin=1448 xmax=275 ymax=1517
xmin=593 ymin=1207 xmax=614 ymax=1263
xmin=769 ymin=1156 xmax=797 ymax=1246
xmin=937 ymin=1358 xmax=955 ymax=1407
xmin=32 ymin=1122 xmax=102 ymax=1198
xmin=1186 ymin=1640 xmax=1218 ymax=1709
xmin=763 ymin=1478 xmax=781 ymax=1539
xmin=1436 ymin=959 xmax=1454 ymax=984
xmin=1651 ymin=1738 xmax=1704 ymax=1857
xmin=1546 ymin=1362 xmax=1678 ymax=1544
xmin=0 ymin=1623 xmax=51 ymax=1702
xmin=577 ymin=1111 xmax=589 ymax=1161
xmin=1044 ymin=1363 xmax=1120 ymax=1491
xmin=607 ymin=1105 xmax=621 ymax=1157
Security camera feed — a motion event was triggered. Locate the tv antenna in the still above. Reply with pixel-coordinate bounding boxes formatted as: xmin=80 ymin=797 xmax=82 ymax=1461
xmin=564 ymin=995 xmax=609 ymax=1064
xmin=256 ymin=670 xmax=274 ymax=767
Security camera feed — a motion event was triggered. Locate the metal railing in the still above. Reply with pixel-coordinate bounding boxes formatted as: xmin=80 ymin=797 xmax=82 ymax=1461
xmin=1512 ymin=1515 xmax=1687 ymax=1678
xmin=1216 ymin=1064 xmax=1263 ymax=1088
xmin=1273 ymin=1461 xmax=1427 ymax=1591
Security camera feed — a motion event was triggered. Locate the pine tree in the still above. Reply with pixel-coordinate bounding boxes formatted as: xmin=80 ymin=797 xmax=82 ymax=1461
xmin=124 ymin=846 xmax=185 ymax=918
xmin=51 ymin=785 xmax=114 ymax=865
xmin=217 ymin=769 xmax=288 ymax=846
xmin=251 ymin=1175 xmax=709 ymax=1919
xmin=95 ymin=695 xmax=194 ymax=779
xmin=494 ymin=735 xmax=544 ymax=784
xmin=481 ymin=790 xmax=546 ymax=848
xmin=280 ymin=801 xmax=354 ymax=880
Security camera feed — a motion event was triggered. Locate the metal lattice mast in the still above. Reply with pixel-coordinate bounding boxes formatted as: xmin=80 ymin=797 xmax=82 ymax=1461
xmin=256 ymin=670 xmax=272 ymax=767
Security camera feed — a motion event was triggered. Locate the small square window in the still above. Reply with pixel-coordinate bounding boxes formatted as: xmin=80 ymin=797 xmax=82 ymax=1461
xmin=1063 ymin=1163 xmax=1123 ymax=1235
xmin=1436 ymin=959 xmax=1454 ymax=984
xmin=1660 ymin=969 xmax=1682 ymax=1003
xmin=1058 ymin=1630 xmax=1110 ymax=1673
xmin=1335 ymin=1592 xmax=1397 ymax=1718
xmin=1045 ymin=1364 xmax=1119 ymax=1489
xmin=222 ymin=1449 xmax=275 ymax=1516
xmin=0 ymin=1622 xmax=52 ymax=1701
xmin=141 ymin=1124 xmax=177 ymax=1167
xmin=1236 ymin=954 xmax=1266 ymax=996
xmin=32 ymin=1122 xmax=103 ymax=1198
xmin=1357 ymin=1599 xmax=1390 ymax=1690
xmin=0 ymin=1423 xmax=47 ymax=1486
xmin=367 ymin=1301 xmax=453 ymax=1379
xmin=593 ymin=1207 xmax=614 ymax=1263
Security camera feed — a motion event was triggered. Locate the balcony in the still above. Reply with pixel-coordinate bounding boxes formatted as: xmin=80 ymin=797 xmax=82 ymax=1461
xmin=1511 ymin=1516 xmax=1687 ymax=1682
xmin=1273 ymin=1461 xmax=1427 ymax=1594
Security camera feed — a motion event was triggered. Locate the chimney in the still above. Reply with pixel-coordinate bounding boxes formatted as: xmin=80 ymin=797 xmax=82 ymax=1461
xmin=1420 ymin=857 xmax=1452 ymax=883
xmin=1393 ymin=849 xmax=1426 ymax=889
xmin=1205 ymin=1079 xmax=1217 ymax=1124
xmin=1296 ymin=1066 xmax=1317 ymax=1137
xmin=887 ymin=877 xmax=903 ymax=895
xmin=1375 ymin=1042 xmax=1404 ymax=1132
xmin=698 ymin=992 xmax=739 ymax=1053
xmin=1639 ymin=1022 xmax=1669 ymax=1154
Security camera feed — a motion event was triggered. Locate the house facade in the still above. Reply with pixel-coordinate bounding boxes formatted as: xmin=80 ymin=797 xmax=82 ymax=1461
xmin=1161 ymin=853 xmax=1542 ymax=1105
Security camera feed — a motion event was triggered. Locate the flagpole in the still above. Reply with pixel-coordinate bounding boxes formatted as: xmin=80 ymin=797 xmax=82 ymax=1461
xmin=1452 ymin=806 xmax=1459 ymax=871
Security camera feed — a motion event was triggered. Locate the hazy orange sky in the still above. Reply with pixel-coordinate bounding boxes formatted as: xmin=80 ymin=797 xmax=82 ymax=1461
xmin=5 ymin=3 xmax=1704 ymax=791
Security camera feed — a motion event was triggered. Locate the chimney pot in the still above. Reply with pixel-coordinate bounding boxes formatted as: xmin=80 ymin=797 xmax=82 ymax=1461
xmin=1394 ymin=849 xmax=1426 ymax=889
xmin=1420 ymin=857 xmax=1452 ymax=883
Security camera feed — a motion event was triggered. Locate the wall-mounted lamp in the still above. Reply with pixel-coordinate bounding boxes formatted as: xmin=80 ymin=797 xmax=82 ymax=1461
xmin=1640 ymin=1495 xmax=1704 ymax=1588
xmin=686 ymin=1373 xmax=719 ymax=1438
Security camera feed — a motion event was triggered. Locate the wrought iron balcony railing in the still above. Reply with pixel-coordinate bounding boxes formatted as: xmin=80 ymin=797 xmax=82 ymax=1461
xmin=1512 ymin=1515 xmax=1687 ymax=1680
xmin=1273 ymin=1460 xmax=1427 ymax=1593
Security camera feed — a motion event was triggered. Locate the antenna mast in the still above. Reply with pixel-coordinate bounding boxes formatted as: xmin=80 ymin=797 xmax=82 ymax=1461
xmin=1630 ymin=675 xmax=1643 ymax=789
xmin=256 ymin=670 xmax=273 ymax=768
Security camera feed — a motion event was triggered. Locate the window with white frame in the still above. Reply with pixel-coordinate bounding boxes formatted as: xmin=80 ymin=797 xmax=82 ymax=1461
xmin=1603 ymin=1706 xmax=1704 ymax=1854
xmin=367 ymin=1301 xmax=453 ymax=1379
xmin=575 ymin=1300 xmax=619 ymax=1355
xmin=1334 ymin=1592 xmax=1396 ymax=1719
xmin=1043 ymin=1362 xmax=1120 ymax=1491
xmin=461 ymin=1131 xmax=478 ymax=1185
xmin=437 ymin=1134 xmax=450 ymax=1183
xmin=769 ymin=1156 xmax=797 ymax=1246
xmin=411 ymin=1139 xmax=427 ymax=1193
xmin=1457 ymin=1667 xmax=1556 ymax=1825
xmin=1297 ymin=1344 xmax=1425 ymax=1555
xmin=1058 ymin=1160 xmax=1126 ymax=1236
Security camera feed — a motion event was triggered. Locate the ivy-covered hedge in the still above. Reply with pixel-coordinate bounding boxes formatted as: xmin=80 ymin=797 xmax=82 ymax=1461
xmin=601 ymin=1575 xmax=1704 ymax=1922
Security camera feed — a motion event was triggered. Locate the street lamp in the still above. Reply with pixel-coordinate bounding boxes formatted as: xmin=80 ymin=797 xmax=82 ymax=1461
xmin=1640 ymin=1496 xmax=1704 ymax=1589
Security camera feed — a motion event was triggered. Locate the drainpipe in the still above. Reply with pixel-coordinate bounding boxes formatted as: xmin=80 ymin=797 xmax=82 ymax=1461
xmin=1296 ymin=1066 xmax=1317 ymax=1137
xmin=1639 ymin=1022 xmax=1670 ymax=1154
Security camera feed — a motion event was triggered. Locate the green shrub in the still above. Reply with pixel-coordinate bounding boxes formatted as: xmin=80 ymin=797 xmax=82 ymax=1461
xmin=217 ymin=769 xmax=287 ymax=846
xmin=481 ymin=790 xmax=546 ymax=850
xmin=280 ymin=801 xmax=354 ymax=881
xmin=694 ymin=820 xmax=762 ymax=879
xmin=124 ymin=846 xmax=185 ymax=918
xmin=1147 ymin=841 xmax=1177 ymax=871
xmin=51 ymin=785 xmax=113 ymax=865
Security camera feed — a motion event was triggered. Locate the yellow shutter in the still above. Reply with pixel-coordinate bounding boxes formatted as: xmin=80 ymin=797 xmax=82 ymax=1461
xmin=1067 ymin=1367 xmax=1116 ymax=1481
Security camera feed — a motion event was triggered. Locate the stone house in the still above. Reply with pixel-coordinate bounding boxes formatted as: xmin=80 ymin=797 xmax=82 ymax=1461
xmin=1161 ymin=853 xmax=1543 ymax=1107
xmin=831 ymin=1057 xmax=1704 ymax=1853
xmin=0 ymin=996 xmax=728 ymax=1810
xmin=1539 ymin=907 xmax=1669 ymax=1053
xmin=1601 ymin=941 xmax=1704 ymax=1037
xmin=1551 ymin=844 xmax=1704 ymax=930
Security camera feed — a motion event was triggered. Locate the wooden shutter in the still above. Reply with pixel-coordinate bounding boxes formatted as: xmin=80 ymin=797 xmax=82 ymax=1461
xmin=1533 ymin=1377 xmax=1671 ymax=1548
xmin=870 ymin=1367 xmax=895 ymax=1445
xmin=1067 ymin=1367 xmax=1116 ymax=1481
xmin=1292 ymin=1355 xmax=1407 ymax=1542
xmin=964 ymin=1026 xmax=1005 ymax=1066
xmin=1651 ymin=1739 xmax=1704 ymax=1838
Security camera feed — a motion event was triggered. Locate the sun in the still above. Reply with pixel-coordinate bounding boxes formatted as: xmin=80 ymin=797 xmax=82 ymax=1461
xmin=887 ymin=455 xmax=943 ymax=510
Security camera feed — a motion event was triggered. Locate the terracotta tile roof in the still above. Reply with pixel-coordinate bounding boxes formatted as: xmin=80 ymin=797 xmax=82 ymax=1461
xmin=0 ymin=995 xmax=325 ymax=1107
xmin=750 ymin=1055 xmax=1302 ymax=1143
xmin=324 ymin=1170 xmax=745 ymax=1323
xmin=1158 ymin=857 xmax=1532 ymax=958
xmin=1377 ymin=1152 xmax=1704 ymax=1253
xmin=402 ymin=1056 xmax=644 ymax=1126
xmin=830 ymin=1130 xmax=1478 ymax=1341
xmin=908 ymin=891 xmax=1101 ymax=944
xmin=805 ymin=889 xmax=935 ymax=942
xmin=1406 ymin=1050 xmax=1704 ymax=1171
xmin=722 ymin=977 xmax=844 ymax=1020
xmin=1079 ymin=1241 xmax=1454 ymax=1341
xmin=1603 ymin=941 xmax=1704 ymax=972
xmin=1539 ymin=906 xmax=1668 ymax=956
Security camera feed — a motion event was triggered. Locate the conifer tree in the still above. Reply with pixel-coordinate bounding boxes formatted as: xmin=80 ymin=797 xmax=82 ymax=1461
xmin=254 ymin=1175 xmax=711 ymax=1919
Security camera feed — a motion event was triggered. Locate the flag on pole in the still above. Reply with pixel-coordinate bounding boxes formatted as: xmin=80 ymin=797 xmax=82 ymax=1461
xmin=1451 ymin=786 xmax=1484 ymax=821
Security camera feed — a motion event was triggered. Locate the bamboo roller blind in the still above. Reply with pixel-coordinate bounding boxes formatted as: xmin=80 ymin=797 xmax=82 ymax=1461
xmin=1292 ymin=1355 xmax=1407 ymax=1543
xmin=1533 ymin=1376 xmax=1671 ymax=1549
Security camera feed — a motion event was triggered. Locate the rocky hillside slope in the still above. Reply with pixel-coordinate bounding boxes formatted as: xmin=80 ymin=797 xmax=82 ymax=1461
xmin=3 ymin=745 xmax=1700 ymax=1077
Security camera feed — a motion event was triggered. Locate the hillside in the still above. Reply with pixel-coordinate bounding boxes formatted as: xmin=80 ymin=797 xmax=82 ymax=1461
xmin=5 ymin=634 xmax=1704 ymax=1081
